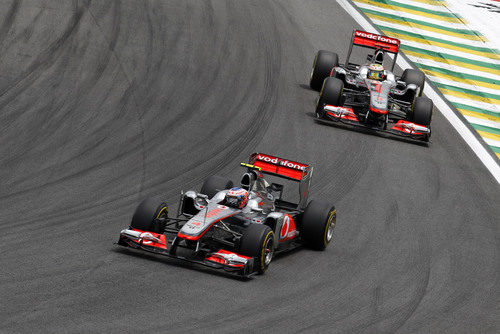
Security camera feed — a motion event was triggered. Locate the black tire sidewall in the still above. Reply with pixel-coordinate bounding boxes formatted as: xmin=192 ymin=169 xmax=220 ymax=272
xmin=412 ymin=96 xmax=433 ymax=126
xmin=130 ymin=197 xmax=168 ymax=233
xmin=200 ymin=175 xmax=233 ymax=198
xmin=239 ymin=224 xmax=275 ymax=274
xmin=401 ymin=69 xmax=425 ymax=97
xmin=301 ymin=200 xmax=336 ymax=250
xmin=316 ymin=77 xmax=344 ymax=117
xmin=310 ymin=50 xmax=339 ymax=91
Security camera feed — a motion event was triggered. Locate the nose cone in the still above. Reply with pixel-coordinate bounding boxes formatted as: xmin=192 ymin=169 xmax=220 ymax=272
xmin=367 ymin=80 xmax=390 ymax=114
xmin=177 ymin=202 xmax=238 ymax=240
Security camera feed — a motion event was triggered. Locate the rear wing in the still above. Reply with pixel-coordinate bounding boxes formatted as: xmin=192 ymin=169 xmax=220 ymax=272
xmin=353 ymin=30 xmax=400 ymax=53
xmin=346 ymin=30 xmax=400 ymax=71
xmin=249 ymin=153 xmax=311 ymax=181
xmin=248 ymin=153 xmax=313 ymax=209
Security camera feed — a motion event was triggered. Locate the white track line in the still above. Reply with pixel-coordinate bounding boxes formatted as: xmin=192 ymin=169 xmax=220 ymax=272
xmin=388 ymin=0 xmax=452 ymax=12
xmin=444 ymin=95 xmax=500 ymax=114
xmin=411 ymin=58 xmax=500 ymax=82
xmin=370 ymin=19 xmax=490 ymax=47
xmin=483 ymin=137 xmax=500 ymax=148
xmin=464 ymin=116 xmax=500 ymax=129
xmin=337 ymin=0 xmax=500 ymax=183
xmin=426 ymin=75 xmax=500 ymax=96
xmin=354 ymin=2 xmax=468 ymax=29
xmin=398 ymin=39 xmax=500 ymax=65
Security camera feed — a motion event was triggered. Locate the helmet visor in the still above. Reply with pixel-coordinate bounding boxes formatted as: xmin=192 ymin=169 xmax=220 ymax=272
xmin=368 ymin=70 xmax=383 ymax=80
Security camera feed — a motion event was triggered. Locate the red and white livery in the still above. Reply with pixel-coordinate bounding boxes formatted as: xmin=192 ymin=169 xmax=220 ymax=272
xmin=117 ymin=153 xmax=337 ymax=277
xmin=310 ymin=30 xmax=433 ymax=143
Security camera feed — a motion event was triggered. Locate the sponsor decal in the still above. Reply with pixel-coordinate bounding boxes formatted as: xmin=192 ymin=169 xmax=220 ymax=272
xmin=206 ymin=249 xmax=250 ymax=267
xmin=256 ymin=154 xmax=307 ymax=171
xmin=280 ymin=215 xmax=297 ymax=241
xmin=205 ymin=206 xmax=227 ymax=218
xmin=139 ymin=232 xmax=156 ymax=245
xmin=370 ymin=82 xmax=382 ymax=94
xmin=355 ymin=30 xmax=399 ymax=45
xmin=396 ymin=121 xmax=429 ymax=133
xmin=324 ymin=105 xmax=359 ymax=122
xmin=280 ymin=216 xmax=290 ymax=239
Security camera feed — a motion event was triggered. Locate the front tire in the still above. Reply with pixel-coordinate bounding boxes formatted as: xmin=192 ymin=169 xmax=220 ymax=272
xmin=130 ymin=197 xmax=168 ymax=234
xmin=200 ymin=175 xmax=233 ymax=198
xmin=411 ymin=96 xmax=433 ymax=126
xmin=301 ymin=200 xmax=336 ymax=250
xmin=239 ymin=224 xmax=275 ymax=274
xmin=310 ymin=50 xmax=339 ymax=91
xmin=401 ymin=69 xmax=425 ymax=102
xmin=315 ymin=77 xmax=344 ymax=118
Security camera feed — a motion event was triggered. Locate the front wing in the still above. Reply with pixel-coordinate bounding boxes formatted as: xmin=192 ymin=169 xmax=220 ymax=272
xmin=117 ymin=229 xmax=256 ymax=277
xmin=320 ymin=105 xmax=431 ymax=142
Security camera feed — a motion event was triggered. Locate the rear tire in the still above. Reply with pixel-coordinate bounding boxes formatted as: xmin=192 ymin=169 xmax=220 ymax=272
xmin=315 ymin=77 xmax=344 ymax=118
xmin=301 ymin=200 xmax=336 ymax=250
xmin=310 ymin=50 xmax=339 ymax=91
xmin=130 ymin=197 xmax=168 ymax=234
xmin=239 ymin=224 xmax=275 ymax=274
xmin=200 ymin=175 xmax=233 ymax=198
xmin=411 ymin=96 xmax=433 ymax=126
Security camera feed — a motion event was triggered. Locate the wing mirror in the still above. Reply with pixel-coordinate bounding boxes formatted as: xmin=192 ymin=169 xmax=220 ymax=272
xmin=406 ymin=83 xmax=417 ymax=90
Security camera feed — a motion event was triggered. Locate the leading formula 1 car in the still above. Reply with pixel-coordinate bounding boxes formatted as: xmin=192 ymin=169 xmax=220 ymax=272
xmin=310 ymin=30 xmax=433 ymax=142
xmin=117 ymin=153 xmax=336 ymax=277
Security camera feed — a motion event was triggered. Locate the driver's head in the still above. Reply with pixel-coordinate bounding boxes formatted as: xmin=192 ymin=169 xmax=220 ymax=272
xmin=367 ymin=64 xmax=385 ymax=81
xmin=225 ymin=187 xmax=249 ymax=209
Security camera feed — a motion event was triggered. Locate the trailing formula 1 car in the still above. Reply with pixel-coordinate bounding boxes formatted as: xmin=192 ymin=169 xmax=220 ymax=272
xmin=117 ymin=153 xmax=337 ymax=277
xmin=310 ymin=30 xmax=433 ymax=142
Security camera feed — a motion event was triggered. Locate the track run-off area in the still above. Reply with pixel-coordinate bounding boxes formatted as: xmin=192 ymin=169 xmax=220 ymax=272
xmin=0 ymin=1 xmax=499 ymax=333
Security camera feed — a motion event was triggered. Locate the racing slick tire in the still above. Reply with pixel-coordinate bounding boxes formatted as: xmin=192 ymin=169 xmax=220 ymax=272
xmin=130 ymin=197 xmax=168 ymax=234
xmin=411 ymin=96 xmax=433 ymax=126
xmin=310 ymin=50 xmax=339 ymax=91
xmin=301 ymin=200 xmax=336 ymax=251
xmin=239 ymin=224 xmax=275 ymax=274
xmin=200 ymin=175 xmax=233 ymax=198
xmin=401 ymin=69 xmax=425 ymax=101
xmin=315 ymin=77 xmax=344 ymax=118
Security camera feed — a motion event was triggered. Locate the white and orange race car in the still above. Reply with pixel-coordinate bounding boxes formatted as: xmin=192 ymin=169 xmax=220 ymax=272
xmin=117 ymin=153 xmax=337 ymax=277
xmin=310 ymin=30 xmax=433 ymax=142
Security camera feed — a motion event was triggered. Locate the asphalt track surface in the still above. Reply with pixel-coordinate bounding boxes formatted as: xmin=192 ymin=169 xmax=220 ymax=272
xmin=1 ymin=1 xmax=499 ymax=333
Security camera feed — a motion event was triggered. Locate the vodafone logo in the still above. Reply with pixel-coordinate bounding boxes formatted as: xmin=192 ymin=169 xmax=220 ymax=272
xmin=256 ymin=154 xmax=307 ymax=171
xmin=355 ymin=31 xmax=399 ymax=45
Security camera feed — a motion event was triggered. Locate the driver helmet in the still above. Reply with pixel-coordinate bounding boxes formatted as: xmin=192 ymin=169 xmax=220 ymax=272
xmin=225 ymin=187 xmax=249 ymax=209
xmin=367 ymin=64 xmax=385 ymax=81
